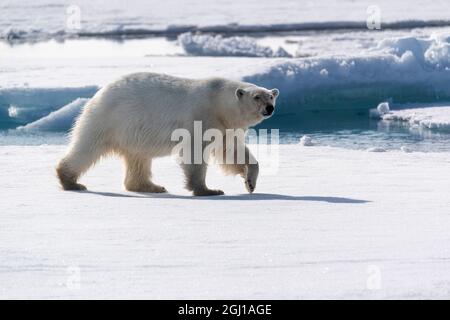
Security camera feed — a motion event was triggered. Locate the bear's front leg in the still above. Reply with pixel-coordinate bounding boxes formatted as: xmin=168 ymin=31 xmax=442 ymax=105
xmin=181 ymin=163 xmax=224 ymax=196
xmin=219 ymin=143 xmax=259 ymax=194
xmin=244 ymin=162 xmax=259 ymax=193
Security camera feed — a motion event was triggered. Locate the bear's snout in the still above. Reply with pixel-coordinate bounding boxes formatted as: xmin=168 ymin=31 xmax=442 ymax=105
xmin=264 ymin=104 xmax=274 ymax=116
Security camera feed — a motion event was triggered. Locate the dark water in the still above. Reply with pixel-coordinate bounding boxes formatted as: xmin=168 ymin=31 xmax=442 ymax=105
xmin=253 ymin=109 xmax=450 ymax=152
xmin=2 ymin=109 xmax=450 ymax=152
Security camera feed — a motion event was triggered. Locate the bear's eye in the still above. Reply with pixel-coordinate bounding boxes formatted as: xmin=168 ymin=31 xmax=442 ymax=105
xmin=254 ymin=95 xmax=261 ymax=100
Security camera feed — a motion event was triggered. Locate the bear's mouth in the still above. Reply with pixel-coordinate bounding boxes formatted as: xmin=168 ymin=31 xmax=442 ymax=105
xmin=262 ymin=111 xmax=274 ymax=118
xmin=262 ymin=104 xmax=275 ymax=118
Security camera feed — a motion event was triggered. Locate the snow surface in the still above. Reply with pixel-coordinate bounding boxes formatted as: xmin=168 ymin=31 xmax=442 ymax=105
xmin=382 ymin=106 xmax=450 ymax=131
xmin=1 ymin=144 xmax=450 ymax=299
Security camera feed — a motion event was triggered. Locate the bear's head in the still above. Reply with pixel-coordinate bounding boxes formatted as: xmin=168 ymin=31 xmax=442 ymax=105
xmin=235 ymin=86 xmax=279 ymax=127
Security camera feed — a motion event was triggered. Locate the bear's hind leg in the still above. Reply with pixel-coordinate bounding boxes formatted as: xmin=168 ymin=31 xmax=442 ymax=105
xmin=56 ymin=159 xmax=87 ymax=191
xmin=56 ymin=145 xmax=105 ymax=191
xmin=181 ymin=163 xmax=224 ymax=196
xmin=124 ymin=155 xmax=166 ymax=193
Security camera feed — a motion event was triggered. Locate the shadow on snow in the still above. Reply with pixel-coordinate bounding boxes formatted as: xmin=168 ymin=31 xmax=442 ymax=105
xmin=79 ymin=190 xmax=370 ymax=204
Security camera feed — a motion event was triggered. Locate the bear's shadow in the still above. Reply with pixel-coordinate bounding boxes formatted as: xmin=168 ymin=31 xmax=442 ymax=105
xmin=81 ymin=191 xmax=370 ymax=204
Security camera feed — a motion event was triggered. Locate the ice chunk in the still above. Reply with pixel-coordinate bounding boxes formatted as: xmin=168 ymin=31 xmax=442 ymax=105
xmin=319 ymin=69 xmax=329 ymax=76
xmin=382 ymin=106 xmax=450 ymax=131
xmin=8 ymin=105 xmax=19 ymax=118
xmin=299 ymin=135 xmax=314 ymax=146
xmin=17 ymin=98 xmax=89 ymax=132
xmin=377 ymin=102 xmax=390 ymax=114
xmin=178 ymin=33 xmax=292 ymax=58
xmin=370 ymin=102 xmax=390 ymax=118
xmin=273 ymin=47 xmax=292 ymax=58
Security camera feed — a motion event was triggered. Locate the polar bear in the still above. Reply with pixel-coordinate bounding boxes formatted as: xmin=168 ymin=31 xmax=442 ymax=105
xmin=56 ymin=72 xmax=279 ymax=196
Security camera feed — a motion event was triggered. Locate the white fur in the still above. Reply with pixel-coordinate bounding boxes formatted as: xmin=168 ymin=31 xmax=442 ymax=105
xmin=56 ymin=72 xmax=278 ymax=195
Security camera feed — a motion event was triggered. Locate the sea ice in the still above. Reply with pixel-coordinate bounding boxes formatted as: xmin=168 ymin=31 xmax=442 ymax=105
xmin=1 ymin=144 xmax=450 ymax=299
xmin=17 ymin=98 xmax=88 ymax=132
xmin=382 ymin=106 xmax=450 ymax=131
xmin=178 ymin=33 xmax=292 ymax=58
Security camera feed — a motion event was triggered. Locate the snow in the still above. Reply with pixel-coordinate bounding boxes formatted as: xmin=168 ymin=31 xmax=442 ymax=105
xmin=377 ymin=33 xmax=450 ymax=69
xmin=2 ymin=0 xmax=450 ymax=42
xmin=1 ymin=144 xmax=450 ymax=299
xmin=2 ymin=0 xmax=450 ymax=299
xmin=382 ymin=106 xmax=450 ymax=131
xmin=178 ymin=33 xmax=292 ymax=58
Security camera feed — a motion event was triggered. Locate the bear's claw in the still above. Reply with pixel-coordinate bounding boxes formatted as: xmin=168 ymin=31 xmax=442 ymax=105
xmin=245 ymin=180 xmax=255 ymax=193
xmin=244 ymin=163 xmax=259 ymax=194
xmin=151 ymin=185 xmax=167 ymax=193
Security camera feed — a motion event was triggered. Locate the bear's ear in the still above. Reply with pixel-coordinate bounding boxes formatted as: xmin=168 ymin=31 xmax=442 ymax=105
xmin=236 ymin=88 xmax=246 ymax=100
xmin=271 ymin=88 xmax=279 ymax=98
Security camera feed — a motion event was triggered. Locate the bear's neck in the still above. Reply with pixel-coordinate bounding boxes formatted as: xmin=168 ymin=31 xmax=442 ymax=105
xmin=217 ymin=108 xmax=252 ymax=131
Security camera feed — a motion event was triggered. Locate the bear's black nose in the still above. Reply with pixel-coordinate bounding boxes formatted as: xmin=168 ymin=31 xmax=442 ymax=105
xmin=265 ymin=104 xmax=274 ymax=115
